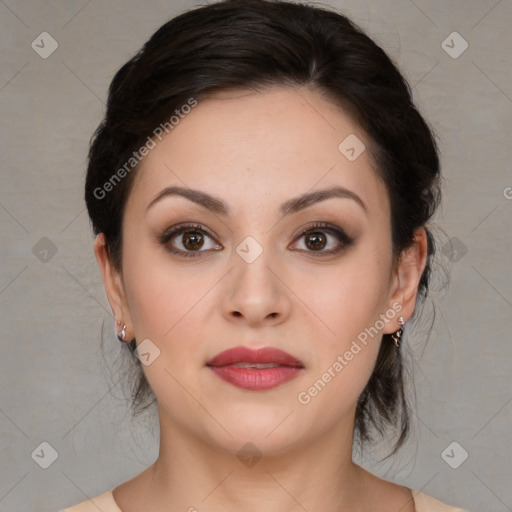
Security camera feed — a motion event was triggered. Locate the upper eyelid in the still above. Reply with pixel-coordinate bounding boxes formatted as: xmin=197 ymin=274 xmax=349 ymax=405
xmin=161 ymin=221 xmax=341 ymax=235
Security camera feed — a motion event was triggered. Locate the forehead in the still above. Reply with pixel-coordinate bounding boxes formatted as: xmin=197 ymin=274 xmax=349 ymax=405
xmin=128 ymin=85 xmax=389 ymax=220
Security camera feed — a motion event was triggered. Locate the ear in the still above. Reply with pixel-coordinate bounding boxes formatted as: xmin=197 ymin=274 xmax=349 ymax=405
xmin=382 ymin=227 xmax=429 ymax=334
xmin=94 ymin=233 xmax=134 ymax=339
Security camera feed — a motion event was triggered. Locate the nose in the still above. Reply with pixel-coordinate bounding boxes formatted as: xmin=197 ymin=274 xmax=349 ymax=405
xmin=221 ymin=246 xmax=292 ymax=328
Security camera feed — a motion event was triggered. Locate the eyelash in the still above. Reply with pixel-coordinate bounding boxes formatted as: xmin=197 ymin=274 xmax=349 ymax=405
xmin=158 ymin=222 xmax=354 ymax=258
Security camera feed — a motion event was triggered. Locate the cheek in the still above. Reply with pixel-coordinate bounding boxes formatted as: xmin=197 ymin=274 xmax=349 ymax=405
xmin=296 ymin=345 xmax=379 ymax=440
xmin=293 ymin=252 xmax=390 ymax=409
xmin=295 ymin=271 xmax=386 ymax=422
xmin=121 ymin=249 xmax=215 ymax=404
xmin=298 ymin=255 xmax=391 ymax=348
xmin=121 ymin=238 xmax=213 ymax=345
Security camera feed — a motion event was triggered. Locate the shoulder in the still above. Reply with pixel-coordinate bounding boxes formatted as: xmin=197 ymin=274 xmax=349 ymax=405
xmin=59 ymin=491 xmax=121 ymax=512
xmin=59 ymin=487 xmax=469 ymax=512
xmin=412 ymin=489 xmax=469 ymax=512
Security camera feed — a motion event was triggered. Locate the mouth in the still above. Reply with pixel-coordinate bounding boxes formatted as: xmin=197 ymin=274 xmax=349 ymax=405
xmin=206 ymin=346 xmax=304 ymax=391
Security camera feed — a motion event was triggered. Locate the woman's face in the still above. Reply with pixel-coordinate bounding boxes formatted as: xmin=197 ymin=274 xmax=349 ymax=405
xmin=100 ymin=86 xmax=418 ymax=455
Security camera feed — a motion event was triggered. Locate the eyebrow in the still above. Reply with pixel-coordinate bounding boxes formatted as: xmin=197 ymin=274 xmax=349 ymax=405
xmin=145 ymin=185 xmax=368 ymax=217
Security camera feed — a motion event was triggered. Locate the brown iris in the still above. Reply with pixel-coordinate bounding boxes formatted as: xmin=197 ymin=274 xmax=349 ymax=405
xmin=182 ymin=231 xmax=204 ymax=250
xmin=305 ymin=231 xmax=327 ymax=251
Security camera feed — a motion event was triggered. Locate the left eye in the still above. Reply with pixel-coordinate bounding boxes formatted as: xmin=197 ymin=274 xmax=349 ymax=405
xmin=291 ymin=223 xmax=353 ymax=256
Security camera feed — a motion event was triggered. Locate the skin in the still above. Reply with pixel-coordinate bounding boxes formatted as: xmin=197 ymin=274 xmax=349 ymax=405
xmin=94 ymin=85 xmax=427 ymax=512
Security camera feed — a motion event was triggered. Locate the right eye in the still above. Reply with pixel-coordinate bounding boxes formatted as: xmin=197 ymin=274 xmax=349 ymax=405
xmin=159 ymin=223 xmax=222 ymax=258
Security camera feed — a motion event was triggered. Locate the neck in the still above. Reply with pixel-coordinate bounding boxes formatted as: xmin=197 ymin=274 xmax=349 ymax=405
xmin=141 ymin=406 xmax=368 ymax=512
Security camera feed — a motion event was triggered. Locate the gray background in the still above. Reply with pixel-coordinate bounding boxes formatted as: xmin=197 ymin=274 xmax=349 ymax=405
xmin=1 ymin=1 xmax=511 ymax=511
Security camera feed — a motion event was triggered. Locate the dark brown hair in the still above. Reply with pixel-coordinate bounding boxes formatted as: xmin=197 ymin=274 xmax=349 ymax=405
xmin=85 ymin=0 xmax=441 ymax=456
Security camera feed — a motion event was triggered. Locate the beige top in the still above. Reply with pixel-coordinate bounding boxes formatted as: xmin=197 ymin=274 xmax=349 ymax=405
xmin=60 ymin=489 xmax=469 ymax=511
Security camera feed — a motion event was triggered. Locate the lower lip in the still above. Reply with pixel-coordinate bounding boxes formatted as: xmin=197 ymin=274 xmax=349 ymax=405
xmin=208 ymin=365 xmax=302 ymax=390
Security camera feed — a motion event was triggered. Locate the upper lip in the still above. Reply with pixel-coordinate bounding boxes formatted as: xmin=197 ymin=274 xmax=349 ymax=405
xmin=206 ymin=346 xmax=304 ymax=368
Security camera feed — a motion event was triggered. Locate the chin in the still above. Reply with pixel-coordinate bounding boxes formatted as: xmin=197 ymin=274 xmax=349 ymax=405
xmin=201 ymin=406 xmax=315 ymax=455
xmin=210 ymin=426 xmax=305 ymax=460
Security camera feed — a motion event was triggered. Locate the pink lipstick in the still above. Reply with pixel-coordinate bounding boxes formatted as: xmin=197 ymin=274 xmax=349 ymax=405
xmin=206 ymin=346 xmax=304 ymax=391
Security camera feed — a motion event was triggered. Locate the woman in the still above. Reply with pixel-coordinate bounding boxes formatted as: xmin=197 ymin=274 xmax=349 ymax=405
xmin=61 ymin=0 xmax=468 ymax=510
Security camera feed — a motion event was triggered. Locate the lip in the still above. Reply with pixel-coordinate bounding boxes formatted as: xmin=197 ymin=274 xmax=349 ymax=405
xmin=207 ymin=346 xmax=304 ymax=367
xmin=206 ymin=346 xmax=304 ymax=391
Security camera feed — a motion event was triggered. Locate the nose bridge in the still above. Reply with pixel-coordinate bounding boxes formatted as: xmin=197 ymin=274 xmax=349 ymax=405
xmin=222 ymin=232 xmax=290 ymax=324
xmin=233 ymin=234 xmax=276 ymax=298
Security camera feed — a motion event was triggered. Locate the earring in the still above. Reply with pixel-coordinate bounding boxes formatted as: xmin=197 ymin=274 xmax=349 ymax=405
xmin=117 ymin=324 xmax=127 ymax=342
xmin=391 ymin=316 xmax=405 ymax=348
